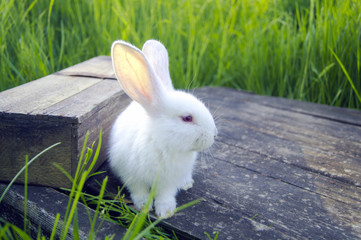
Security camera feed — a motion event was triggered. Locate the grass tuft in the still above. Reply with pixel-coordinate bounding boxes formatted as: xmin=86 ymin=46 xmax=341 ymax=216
xmin=0 ymin=130 xmax=203 ymax=239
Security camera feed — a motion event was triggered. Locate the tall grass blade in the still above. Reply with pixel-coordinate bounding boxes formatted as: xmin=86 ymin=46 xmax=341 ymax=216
xmin=53 ymin=162 xmax=74 ymax=183
xmin=20 ymin=0 xmax=37 ymax=23
xmin=131 ymin=218 xmax=163 ymax=240
xmin=23 ymin=155 xmax=29 ymax=234
xmin=47 ymin=0 xmax=55 ymax=70
xmin=1 ymin=54 xmax=26 ymax=83
xmin=74 ymin=131 xmax=90 ymax=185
xmin=0 ymin=222 xmax=32 ymax=240
xmin=89 ymin=176 xmax=108 ymax=238
xmin=60 ymin=172 xmax=88 ymax=240
xmin=174 ymin=198 xmax=203 ymax=213
xmin=72 ymin=210 xmax=80 ymax=240
xmin=329 ymin=47 xmax=361 ymax=104
xmin=59 ymin=130 xmax=102 ymax=240
xmin=49 ymin=214 xmax=61 ymax=240
xmin=0 ymin=223 xmax=11 ymax=239
xmin=59 ymin=131 xmax=90 ymax=237
xmin=87 ymin=129 xmax=102 ymax=174
xmin=122 ymin=173 xmax=159 ymax=240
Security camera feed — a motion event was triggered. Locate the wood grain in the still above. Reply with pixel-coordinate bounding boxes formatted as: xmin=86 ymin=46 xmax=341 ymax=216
xmin=0 ymin=116 xmax=72 ymax=187
xmin=86 ymin=86 xmax=361 ymax=239
xmin=0 ymin=75 xmax=102 ymax=115
xmin=0 ymin=183 xmax=126 ymax=239
xmin=0 ymin=56 xmax=127 ymax=187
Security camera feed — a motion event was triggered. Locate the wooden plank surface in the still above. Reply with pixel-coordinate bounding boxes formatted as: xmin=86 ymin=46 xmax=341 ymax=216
xmin=0 ymin=56 xmax=126 ymax=187
xmin=0 ymin=183 xmax=126 ymax=239
xmin=0 ymin=75 xmax=102 ymax=115
xmin=0 ymin=118 xmax=73 ymax=186
xmin=2 ymin=55 xmax=360 ymax=238
xmin=39 ymin=79 xmax=128 ymax=124
xmin=86 ymin=87 xmax=361 ymax=239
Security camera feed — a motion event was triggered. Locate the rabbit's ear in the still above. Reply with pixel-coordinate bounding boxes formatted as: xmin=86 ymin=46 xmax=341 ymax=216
xmin=142 ymin=40 xmax=174 ymax=91
xmin=111 ymin=40 xmax=166 ymax=108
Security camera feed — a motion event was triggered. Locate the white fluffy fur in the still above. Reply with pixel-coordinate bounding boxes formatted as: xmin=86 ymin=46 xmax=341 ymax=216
xmin=108 ymin=39 xmax=217 ymax=218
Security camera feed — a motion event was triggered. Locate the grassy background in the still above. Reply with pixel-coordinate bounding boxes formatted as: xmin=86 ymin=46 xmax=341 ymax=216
xmin=1 ymin=0 xmax=360 ymax=109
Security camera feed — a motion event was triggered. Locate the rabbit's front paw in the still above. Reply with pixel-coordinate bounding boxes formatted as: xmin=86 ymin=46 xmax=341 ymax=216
xmin=155 ymin=197 xmax=176 ymax=218
xmin=181 ymin=179 xmax=194 ymax=191
xmin=131 ymin=191 xmax=152 ymax=211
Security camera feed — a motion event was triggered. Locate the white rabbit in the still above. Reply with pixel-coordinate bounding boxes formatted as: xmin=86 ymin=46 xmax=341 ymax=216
xmin=108 ymin=39 xmax=217 ymax=218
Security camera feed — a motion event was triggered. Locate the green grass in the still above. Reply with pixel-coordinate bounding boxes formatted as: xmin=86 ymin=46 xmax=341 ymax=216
xmin=0 ymin=132 xmax=164 ymax=239
xmin=1 ymin=0 xmax=360 ymax=109
xmin=0 ymin=131 xmax=214 ymax=240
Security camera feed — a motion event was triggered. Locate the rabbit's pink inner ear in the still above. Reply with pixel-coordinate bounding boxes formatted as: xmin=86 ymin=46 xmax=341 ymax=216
xmin=113 ymin=43 xmax=153 ymax=104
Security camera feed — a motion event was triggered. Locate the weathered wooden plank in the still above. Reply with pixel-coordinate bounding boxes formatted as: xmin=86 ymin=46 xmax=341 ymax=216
xmin=72 ymin=81 xmax=131 ymax=177
xmin=0 ymin=117 xmax=73 ymax=186
xmin=88 ymin=154 xmax=360 ymax=240
xmin=0 ymin=57 xmax=126 ymax=188
xmin=33 ymin=78 xmax=131 ymax=178
xmin=56 ymin=56 xmax=115 ymax=79
xmin=0 ymin=75 xmax=102 ymax=115
xmin=181 ymin=144 xmax=361 ymax=239
xmin=195 ymin=87 xmax=361 ymax=187
xmin=86 ymin=162 xmax=294 ymax=239
xmin=0 ymin=183 xmax=126 ymax=239
xmin=39 ymin=79 xmax=125 ymax=122
xmin=85 ymin=87 xmax=361 ymax=239
xmin=201 ymin=86 xmax=361 ymax=129
xmin=192 ymin=87 xmax=361 ymax=238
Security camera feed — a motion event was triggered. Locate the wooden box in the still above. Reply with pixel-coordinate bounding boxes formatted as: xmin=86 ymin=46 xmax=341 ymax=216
xmin=0 ymin=56 xmax=130 ymax=188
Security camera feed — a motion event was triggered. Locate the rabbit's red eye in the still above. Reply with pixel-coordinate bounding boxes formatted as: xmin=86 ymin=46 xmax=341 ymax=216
xmin=181 ymin=115 xmax=193 ymax=123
